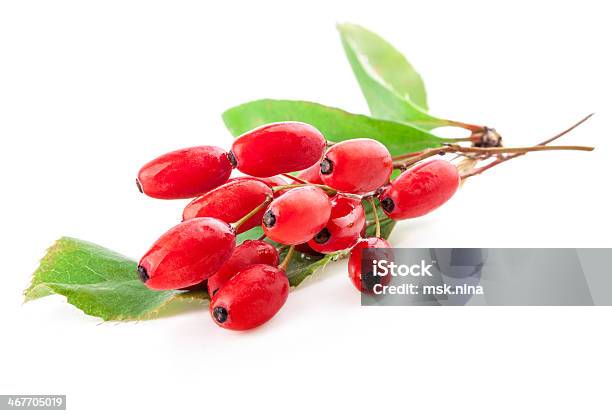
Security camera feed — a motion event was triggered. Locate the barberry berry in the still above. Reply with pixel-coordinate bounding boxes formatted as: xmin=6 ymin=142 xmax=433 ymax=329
xmin=138 ymin=218 xmax=236 ymax=290
xmin=182 ymin=178 xmax=273 ymax=233
xmin=320 ymin=139 xmax=393 ymax=193
xmin=378 ymin=159 xmax=460 ymax=220
xmin=230 ymin=122 xmax=326 ymax=177
xmin=262 ymin=186 xmax=332 ymax=245
xmin=348 ymin=237 xmax=393 ymax=294
xmin=207 ymin=240 xmax=279 ymax=296
xmin=137 ymin=146 xmax=234 ymax=199
xmin=307 ymin=195 xmax=365 ymax=253
xmin=210 ymin=264 xmax=289 ymax=330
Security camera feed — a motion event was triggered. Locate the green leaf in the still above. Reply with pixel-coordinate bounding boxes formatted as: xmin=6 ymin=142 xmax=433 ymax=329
xmin=285 ymin=253 xmax=334 ymax=287
xmin=338 ymin=23 xmax=446 ymax=129
xmin=222 ymin=99 xmax=451 ymax=156
xmin=25 ymin=237 xmax=184 ymax=320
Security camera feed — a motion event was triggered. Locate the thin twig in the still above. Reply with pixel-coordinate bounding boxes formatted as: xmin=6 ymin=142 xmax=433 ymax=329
xmin=367 ymin=197 xmax=381 ymax=238
xmin=461 ymin=114 xmax=595 ymax=179
xmin=281 ymin=173 xmax=305 ymax=184
xmin=272 ymin=183 xmax=337 ymax=195
xmin=280 ymin=245 xmax=296 ymax=271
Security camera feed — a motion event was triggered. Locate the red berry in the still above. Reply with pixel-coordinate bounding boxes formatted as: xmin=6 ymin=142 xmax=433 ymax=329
xmin=207 ymin=240 xmax=279 ymax=296
xmin=231 ymin=122 xmax=326 ymax=177
xmin=378 ymin=159 xmax=460 ymax=220
xmin=210 ymin=264 xmax=289 ymax=330
xmin=296 ymin=163 xmax=324 ymax=184
xmin=320 ymin=139 xmax=393 ymax=193
xmin=182 ymin=178 xmax=273 ymax=233
xmin=348 ymin=237 xmax=393 ymax=293
xmin=262 ymin=186 xmax=332 ymax=245
xmin=136 ymin=146 xmax=234 ymax=199
xmin=138 ymin=218 xmax=236 ymax=290
xmin=307 ymin=195 xmax=365 ymax=253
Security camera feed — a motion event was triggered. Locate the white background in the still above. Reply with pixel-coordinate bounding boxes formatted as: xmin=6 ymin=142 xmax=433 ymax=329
xmin=1 ymin=1 xmax=611 ymax=414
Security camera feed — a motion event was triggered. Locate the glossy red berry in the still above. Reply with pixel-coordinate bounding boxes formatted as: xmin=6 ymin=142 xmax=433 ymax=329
xmin=210 ymin=264 xmax=289 ymax=330
xmin=296 ymin=163 xmax=324 ymax=184
xmin=378 ymin=159 xmax=460 ymax=220
xmin=230 ymin=122 xmax=326 ymax=177
xmin=348 ymin=237 xmax=393 ymax=293
xmin=207 ymin=240 xmax=279 ymax=296
xmin=138 ymin=218 xmax=236 ymax=290
xmin=136 ymin=145 xmax=234 ymax=199
xmin=320 ymin=139 xmax=393 ymax=193
xmin=182 ymin=178 xmax=272 ymax=233
xmin=262 ymin=186 xmax=332 ymax=245
xmin=307 ymin=195 xmax=365 ymax=253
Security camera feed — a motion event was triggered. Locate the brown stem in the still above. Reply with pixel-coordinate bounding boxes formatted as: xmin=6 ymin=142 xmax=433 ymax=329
xmin=392 ymin=150 xmax=424 ymax=161
xmin=281 ymin=173 xmax=306 ymax=184
xmin=279 ymin=245 xmax=295 ymax=271
xmin=272 ymin=183 xmax=337 ymax=195
xmin=366 ymin=217 xmax=393 ymax=227
xmin=232 ymin=196 xmax=272 ymax=231
xmin=393 ymin=144 xmax=593 ymax=171
xmin=539 ymin=113 xmax=594 ymax=146
xmin=461 ymin=113 xmax=595 ymax=179
xmin=393 ymin=147 xmax=450 ymax=169
xmin=367 ymin=197 xmax=381 ymax=238
xmin=454 ymin=145 xmax=594 ymax=154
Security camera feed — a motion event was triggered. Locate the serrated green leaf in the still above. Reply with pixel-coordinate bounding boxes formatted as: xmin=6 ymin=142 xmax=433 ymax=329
xmin=25 ymin=237 xmax=183 ymax=320
xmin=338 ymin=23 xmax=447 ymax=129
xmin=222 ymin=99 xmax=452 ymax=156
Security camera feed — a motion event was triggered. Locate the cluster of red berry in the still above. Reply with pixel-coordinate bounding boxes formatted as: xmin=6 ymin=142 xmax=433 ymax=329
xmin=135 ymin=122 xmax=459 ymax=330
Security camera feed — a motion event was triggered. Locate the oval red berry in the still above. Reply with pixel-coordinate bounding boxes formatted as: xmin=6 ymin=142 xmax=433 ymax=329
xmin=210 ymin=264 xmax=289 ymax=331
xmin=138 ymin=218 xmax=236 ymax=290
xmin=262 ymin=186 xmax=332 ymax=245
xmin=378 ymin=159 xmax=460 ymax=220
xmin=137 ymin=146 xmax=234 ymax=199
xmin=231 ymin=122 xmax=326 ymax=177
xmin=207 ymin=240 xmax=279 ymax=297
xmin=307 ymin=195 xmax=365 ymax=254
xmin=348 ymin=237 xmax=393 ymax=294
xmin=182 ymin=178 xmax=273 ymax=233
xmin=320 ymin=139 xmax=392 ymax=193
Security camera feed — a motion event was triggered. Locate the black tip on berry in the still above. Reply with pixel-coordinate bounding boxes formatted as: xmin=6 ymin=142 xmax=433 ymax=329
xmin=320 ymin=158 xmax=333 ymax=175
xmin=135 ymin=178 xmax=143 ymax=193
xmin=361 ymin=271 xmax=381 ymax=292
xmin=380 ymin=197 xmax=395 ymax=213
xmin=137 ymin=265 xmax=149 ymax=283
xmin=227 ymin=151 xmax=237 ymax=168
xmin=213 ymin=306 xmax=228 ymax=323
xmin=263 ymin=210 xmax=276 ymax=227
xmin=314 ymin=227 xmax=331 ymax=244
